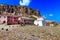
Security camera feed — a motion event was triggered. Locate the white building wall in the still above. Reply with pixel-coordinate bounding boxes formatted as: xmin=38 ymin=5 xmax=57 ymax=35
xmin=0 ymin=16 xmax=7 ymax=24
xmin=34 ymin=17 xmax=46 ymax=26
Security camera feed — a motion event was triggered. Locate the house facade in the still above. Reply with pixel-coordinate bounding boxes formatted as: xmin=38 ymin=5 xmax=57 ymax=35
xmin=0 ymin=15 xmax=7 ymax=24
xmin=0 ymin=15 xmax=19 ymax=25
xmin=34 ymin=17 xmax=46 ymax=26
xmin=7 ymin=15 xmax=19 ymax=25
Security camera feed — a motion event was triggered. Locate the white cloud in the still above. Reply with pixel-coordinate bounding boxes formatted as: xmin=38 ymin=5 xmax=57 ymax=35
xmin=49 ymin=14 xmax=53 ymax=16
xmin=19 ymin=0 xmax=31 ymax=6
xmin=43 ymin=15 xmax=46 ymax=18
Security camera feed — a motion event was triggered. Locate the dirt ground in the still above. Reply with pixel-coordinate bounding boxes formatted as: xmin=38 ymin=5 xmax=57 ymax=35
xmin=0 ymin=25 xmax=60 ymax=40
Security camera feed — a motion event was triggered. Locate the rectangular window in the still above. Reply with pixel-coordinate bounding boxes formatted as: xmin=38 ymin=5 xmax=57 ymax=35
xmin=4 ymin=16 xmax=6 ymax=18
xmin=0 ymin=16 xmax=1 ymax=18
xmin=14 ymin=17 xmax=18 ymax=21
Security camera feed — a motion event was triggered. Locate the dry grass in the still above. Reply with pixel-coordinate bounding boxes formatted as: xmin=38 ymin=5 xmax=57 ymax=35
xmin=0 ymin=25 xmax=60 ymax=40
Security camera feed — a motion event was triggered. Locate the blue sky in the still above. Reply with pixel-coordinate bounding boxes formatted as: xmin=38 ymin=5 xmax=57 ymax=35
xmin=0 ymin=0 xmax=60 ymax=23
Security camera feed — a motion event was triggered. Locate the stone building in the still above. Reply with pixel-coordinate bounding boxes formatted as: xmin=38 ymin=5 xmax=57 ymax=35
xmin=45 ymin=20 xmax=58 ymax=26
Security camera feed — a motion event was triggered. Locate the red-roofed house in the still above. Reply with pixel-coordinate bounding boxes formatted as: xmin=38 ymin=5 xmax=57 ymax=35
xmin=0 ymin=14 xmax=19 ymax=25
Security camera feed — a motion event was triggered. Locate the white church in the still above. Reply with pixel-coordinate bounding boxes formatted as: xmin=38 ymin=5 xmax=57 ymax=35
xmin=34 ymin=16 xmax=46 ymax=26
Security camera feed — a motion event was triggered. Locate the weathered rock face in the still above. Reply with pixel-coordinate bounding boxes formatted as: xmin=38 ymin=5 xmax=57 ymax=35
xmin=0 ymin=4 xmax=40 ymax=17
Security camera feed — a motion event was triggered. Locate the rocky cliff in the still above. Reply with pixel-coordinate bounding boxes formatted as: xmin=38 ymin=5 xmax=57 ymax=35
xmin=0 ymin=4 xmax=41 ymax=17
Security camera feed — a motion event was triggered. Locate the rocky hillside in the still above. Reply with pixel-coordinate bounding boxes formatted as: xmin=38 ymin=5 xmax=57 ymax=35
xmin=0 ymin=4 xmax=40 ymax=17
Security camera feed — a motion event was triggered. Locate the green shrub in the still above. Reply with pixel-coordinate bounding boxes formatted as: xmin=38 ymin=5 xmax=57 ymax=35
xmin=29 ymin=16 xmax=37 ymax=20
